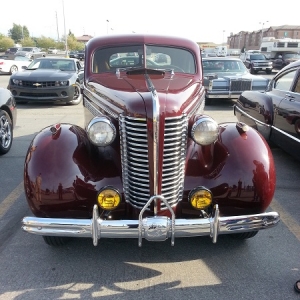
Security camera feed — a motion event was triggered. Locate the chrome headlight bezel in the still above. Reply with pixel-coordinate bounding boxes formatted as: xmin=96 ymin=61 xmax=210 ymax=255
xmin=87 ymin=117 xmax=116 ymax=146
xmin=191 ymin=117 xmax=219 ymax=146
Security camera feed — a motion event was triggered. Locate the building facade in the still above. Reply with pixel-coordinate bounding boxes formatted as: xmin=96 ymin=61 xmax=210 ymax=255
xmin=228 ymin=25 xmax=300 ymax=51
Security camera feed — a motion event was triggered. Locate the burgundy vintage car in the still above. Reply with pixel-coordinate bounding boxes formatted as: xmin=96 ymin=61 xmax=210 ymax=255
xmin=22 ymin=34 xmax=280 ymax=247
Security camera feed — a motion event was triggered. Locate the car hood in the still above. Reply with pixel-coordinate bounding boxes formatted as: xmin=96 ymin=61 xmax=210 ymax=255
xmin=285 ymin=58 xmax=299 ymax=63
xmin=12 ymin=69 xmax=75 ymax=80
xmin=85 ymin=71 xmax=201 ymax=118
xmin=251 ymin=60 xmax=270 ymax=63
xmin=15 ymin=51 xmax=31 ymax=55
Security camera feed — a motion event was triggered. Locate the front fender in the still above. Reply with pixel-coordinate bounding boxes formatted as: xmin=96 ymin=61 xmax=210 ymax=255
xmin=185 ymin=122 xmax=275 ymax=215
xmin=24 ymin=123 xmax=122 ymax=218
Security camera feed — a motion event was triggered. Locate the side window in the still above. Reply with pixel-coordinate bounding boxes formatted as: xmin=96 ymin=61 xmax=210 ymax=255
xmin=294 ymin=73 xmax=300 ymax=94
xmin=274 ymin=69 xmax=297 ymax=91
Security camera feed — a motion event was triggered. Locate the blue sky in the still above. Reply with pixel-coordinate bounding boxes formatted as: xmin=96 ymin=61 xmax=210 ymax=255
xmin=1 ymin=0 xmax=300 ymax=44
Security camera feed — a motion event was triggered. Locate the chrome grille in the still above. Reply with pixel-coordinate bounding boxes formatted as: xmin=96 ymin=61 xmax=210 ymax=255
xmin=120 ymin=115 xmax=188 ymax=210
xmin=230 ymin=79 xmax=252 ymax=92
xmin=162 ymin=116 xmax=188 ymax=208
xmin=120 ymin=116 xmax=150 ymax=208
xmin=20 ymin=81 xmax=58 ymax=88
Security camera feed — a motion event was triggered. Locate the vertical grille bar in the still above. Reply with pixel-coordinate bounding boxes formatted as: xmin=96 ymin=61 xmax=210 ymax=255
xmin=119 ymin=115 xmax=188 ymax=210
xmin=230 ymin=79 xmax=252 ymax=92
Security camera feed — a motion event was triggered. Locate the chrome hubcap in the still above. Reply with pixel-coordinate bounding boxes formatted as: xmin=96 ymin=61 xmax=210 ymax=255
xmin=0 ymin=115 xmax=11 ymax=149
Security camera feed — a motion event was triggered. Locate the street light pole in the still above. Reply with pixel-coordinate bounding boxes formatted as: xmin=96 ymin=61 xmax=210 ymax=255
xmin=106 ymin=20 xmax=109 ymax=34
xmin=259 ymin=21 xmax=269 ymax=44
xmin=56 ymin=11 xmax=60 ymax=42
xmin=62 ymin=0 xmax=68 ymax=57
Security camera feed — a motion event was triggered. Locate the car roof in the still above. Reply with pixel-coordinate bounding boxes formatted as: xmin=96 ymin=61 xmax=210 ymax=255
xmin=202 ymin=57 xmax=242 ymax=61
xmin=35 ymin=57 xmax=77 ymax=61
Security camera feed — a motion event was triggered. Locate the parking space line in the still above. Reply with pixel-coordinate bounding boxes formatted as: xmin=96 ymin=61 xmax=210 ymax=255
xmin=0 ymin=181 xmax=24 ymax=218
xmin=270 ymin=198 xmax=300 ymax=241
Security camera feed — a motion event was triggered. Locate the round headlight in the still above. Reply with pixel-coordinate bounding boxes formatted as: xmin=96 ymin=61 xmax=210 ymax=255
xmin=97 ymin=187 xmax=121 ymax=210
xmin=191 ymin=117 xmax=219 ymax=145
xmin=87 ymin=117 xmax=116 ymax=146
xmin=189 ymin=187 xmax=212 ymax=210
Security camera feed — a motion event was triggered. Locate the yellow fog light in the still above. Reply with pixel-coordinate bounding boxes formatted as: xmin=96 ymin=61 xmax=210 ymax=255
xmin=97 ymin=187 xmax=121 ymax=210
xmin=189 ymin=187 xmax=212 ymax=210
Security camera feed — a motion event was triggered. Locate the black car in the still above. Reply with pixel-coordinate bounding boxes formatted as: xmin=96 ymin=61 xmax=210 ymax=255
xmin=0 ymin=87 xmax=17 ymax=155
xmin=8 ymin=57 xmax=84 ymax=105
xmin=69 ymin=50 xmax=79 ymax=59
xmin=77 ymin=50 xmax=85 ymax=61
xmin=234 ymin=59 xmax=300 ymax=161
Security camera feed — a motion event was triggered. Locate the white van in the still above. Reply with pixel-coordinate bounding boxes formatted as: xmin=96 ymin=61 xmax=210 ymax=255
xmin=214 ymin=46 xmax=227 ymax=57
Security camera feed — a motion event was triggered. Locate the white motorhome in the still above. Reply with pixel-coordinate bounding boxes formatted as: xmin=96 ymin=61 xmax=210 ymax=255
xmin=214 ymin=46 xmax=227 ymax=57
xmin=260 ymin=37 xmax=300 ymax=58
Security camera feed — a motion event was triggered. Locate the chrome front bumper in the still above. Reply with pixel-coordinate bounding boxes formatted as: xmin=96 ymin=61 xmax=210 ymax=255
xmin=22 ymin=201 xmax=280 ymax=247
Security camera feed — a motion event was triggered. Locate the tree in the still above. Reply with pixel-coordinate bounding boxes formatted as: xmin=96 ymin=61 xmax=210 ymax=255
xmin=35 ymin=36 xmax=56 ymax=50
xmin=0 ymin=36 xmax=15 ymax=51
xmin=21 ymin=37 xmax=36 ymax=47
xmin=8 ymin=24 xmax=30 ymax=43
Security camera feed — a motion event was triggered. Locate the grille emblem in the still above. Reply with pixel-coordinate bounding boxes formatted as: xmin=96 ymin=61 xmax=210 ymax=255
xmin=33 ymin=83 xmax=42 ymax=87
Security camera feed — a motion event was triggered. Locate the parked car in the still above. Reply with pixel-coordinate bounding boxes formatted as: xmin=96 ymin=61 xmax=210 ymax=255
xmin=69 ymin=50 xmax=79 ymax=59
xmin=0 ymin=55 xmax=31 ymax=74
xmin=21 ymin=34 xmax=279 ymax=247
xmin=234 ymin=59 xmax=300 ymax=161
xmin=5 ymin=47 xmax=21 ymax=56
xmin=203 ymin=57 xmax=270 ymax=105
xmin=15 ymin=47 xmax=46 ymax=60
xmin=0 ymin=87 xmax=17 ymax=155
xmin=48 ymin=47 xmax=58 ymax=54
xmin=270 ymin=52 xmax=300 ymax=70
xmin=77 ymin=50 xmax=85 ymax=60
xmin=240 ymin=52 xmax=273 ymax=74
xmin=155 ymin=53 xmax=168 ymax=63
xmin=109 ymin=55 xmax=160 ymax=68
xmin=8 ymin=57 xmax=84 ymax=105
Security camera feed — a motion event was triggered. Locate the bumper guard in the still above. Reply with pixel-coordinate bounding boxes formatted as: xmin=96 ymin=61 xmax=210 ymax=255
xmin=22 ymin=195 xmax=280 ymax=247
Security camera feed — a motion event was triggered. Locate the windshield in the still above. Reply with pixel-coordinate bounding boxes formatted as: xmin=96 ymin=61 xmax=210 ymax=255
xmin=203 ymin=59 xmax=248 ymax=75
xmin=250 ymin=54 xmax=266 ymax=60
xmin=27 ymin=59 xmax=75 ymax=71
xmin=20 ymin=48 xmax=33 ymax=51
xmin=92 ymin=45 xmax=196 ymax=74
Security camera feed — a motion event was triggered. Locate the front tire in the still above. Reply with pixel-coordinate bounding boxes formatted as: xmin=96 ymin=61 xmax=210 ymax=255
xmin=0 ymin=110 xmax=13 ymax=155
xmin=229 ymin=231 xmax=258 ymax=240
xmin=43 ymin=236 xmax=71 ymax=246
xmin=250 ymin=66 xmax=257 ymax=74
xmin=10 ymin=65 xmax=18 ymax=74
xmin=205 ymin=95 xmax=212 ymax=105
xmin=68 ymin=83 xmax=82 ymax=105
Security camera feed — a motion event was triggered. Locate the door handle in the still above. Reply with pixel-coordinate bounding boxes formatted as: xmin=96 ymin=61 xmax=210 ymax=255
xmin=285 ymin=94 xmax=295 ymax=101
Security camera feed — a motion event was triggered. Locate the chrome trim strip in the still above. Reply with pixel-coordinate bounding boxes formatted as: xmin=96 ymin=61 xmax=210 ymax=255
xmin=145 ymin=74 xmax=160 ymax=215
xmin=235 ymin=105 xmax=300 ymax=143
xmin=22 ymin=204 xmax=280 ymax=247
xmin=83 ymin=87 xmax=119 ymax=119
